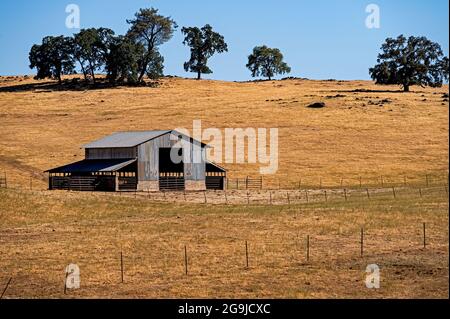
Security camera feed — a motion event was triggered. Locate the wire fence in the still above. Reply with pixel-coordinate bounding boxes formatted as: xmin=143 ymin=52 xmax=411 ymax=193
xmin=105 ymin=184 xmax=448 ymax=206
xmin=0 ymin=172 xmax=448 ymax=297
xmin=1 ymin=170 xmax=448 ymax=191
xmin=228 ymin=171 xmax=449 ymax=190
xmin=1 ymin=180 xmax=448 ymax=207
xmin=0 ymin=221 xmax=446 ymax=298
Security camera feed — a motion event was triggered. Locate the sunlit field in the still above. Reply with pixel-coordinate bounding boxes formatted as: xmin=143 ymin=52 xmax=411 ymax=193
xmin=0 ymin=75 xmax=448 ymax=299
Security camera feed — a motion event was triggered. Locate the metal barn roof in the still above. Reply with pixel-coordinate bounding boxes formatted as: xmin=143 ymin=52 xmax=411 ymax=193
xmin=46 ymin=159 xmax=137 ymax=173
xmin=83 ymin=131 xmax=171 ymax=149
xmin=83 ymin=130 xmax=208 ymax=149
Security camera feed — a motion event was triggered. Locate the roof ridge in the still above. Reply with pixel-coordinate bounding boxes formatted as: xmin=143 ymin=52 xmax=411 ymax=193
xmin=82 ymin=130 xmax=207 ymax=149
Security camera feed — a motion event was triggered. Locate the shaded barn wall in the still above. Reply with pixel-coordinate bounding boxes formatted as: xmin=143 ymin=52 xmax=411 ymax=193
xmin=86 ymin=148 xmax=137 ymax=159
xmin=137 ymin=133 xmax=206 ymax=183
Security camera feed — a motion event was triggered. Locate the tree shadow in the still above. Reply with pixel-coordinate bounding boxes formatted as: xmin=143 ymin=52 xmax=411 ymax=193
xmin=0 ymin=78 xmax=157 ymax=93
xmin=330 ymin=89 xmax=407 ymax=94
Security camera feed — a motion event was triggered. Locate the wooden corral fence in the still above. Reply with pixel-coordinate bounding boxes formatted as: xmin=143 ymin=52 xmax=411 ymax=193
xmin=1 ymin=170 xmax=448 ymax=194
xmin=248 ymin=171 xmax=449 ymax=190
xmin=0 ymin=172 xmax=6 ymax=188
xmin=159 ymin=173 xmax=185 ymax=191
xmin=227 ymin=176 xmax=263 ymax=190
xmin=49 ymin=175 xmax=118 ymax=192
xmin=225 ymin=171 xmax=448 ymax=191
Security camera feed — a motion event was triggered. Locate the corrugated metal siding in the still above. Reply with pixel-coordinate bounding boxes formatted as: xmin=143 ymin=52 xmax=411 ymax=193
xmin=86 ymin=147 xmax=137 ymax=159
xmin=185 ymin=142 xmax=205 ymax=181
xmin=138 ymin=139 xmax=160 ymax=181
xmin=137 ymin=133 xmax=205 ymax=182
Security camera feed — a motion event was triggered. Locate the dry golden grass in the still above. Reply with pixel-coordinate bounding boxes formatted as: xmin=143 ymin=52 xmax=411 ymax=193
xmin=0 ymin=75 xmax=448 ymax=189
xmin=0 ymin=187 xmax=448 ymax=299
xmin=0 ymin=75 xmax=448 ymax=299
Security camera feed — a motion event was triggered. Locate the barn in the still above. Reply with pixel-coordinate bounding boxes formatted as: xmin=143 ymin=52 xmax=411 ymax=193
xmin=46 ymin=130 xmax=227 ymax=192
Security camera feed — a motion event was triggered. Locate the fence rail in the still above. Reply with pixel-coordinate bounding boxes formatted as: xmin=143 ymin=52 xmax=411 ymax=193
xmin=225 ymin=171 xmax=448 ymax=191
xmin=0 ymin=172 xmax=6 ymax=189
xmin=110 ymin=184 xmax=448 ymax=206
xmin=227 ymin=176 xmax=263 ymax=190
xmin=0 ymin=170 xmax=448 ymax=194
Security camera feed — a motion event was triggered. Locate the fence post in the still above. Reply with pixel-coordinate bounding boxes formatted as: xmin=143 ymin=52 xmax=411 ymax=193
xmin=306 ymin=235 xmax=310 ymax=262
xmin=63 ymin=268 xmax=69 ymax=294
xmin=366 ymin=188 xmax=370 ymax=200
xmin=324 ymin=190 xmax=328 ymax=202
xmin=360 ymin=228 xmax=364 ymax=257
xmin=246 ymin=177 xmax=249 ymax=190
xmin=184 ymin=245 xmax=188 ymax=275
xmin=0 ymin=277 xmax=12 ymax=299
xmin=359 ymin=176 xmax=362 ymax=188
xmin=344 ymin=189 xmax=348 ymax=201
xmin=419 ymin=188 xmax=423 ymax=198
xmin=120 ymin=250 xmax=124 ymax=283
xmin=203 ymin=191 xmax=207 ymax=204
xmin=305 ymin=190 xmax=309 ymax=203
xmin=423 ymin=223 xmax=426 ymax=249
xmin=392 ymin=187 xmax=396 ymax=199
xmin=247 ymin=191 xmax=250 ymax=205
xmin=245 ymin=241 xmax=249 ymax=269
xmin=287 ymin=192 xmax=290 ymax=205
xmin=224 ymin=191 xmax=228 ymax=205
xmin=269 ymin=191 xmax=272 ymax=205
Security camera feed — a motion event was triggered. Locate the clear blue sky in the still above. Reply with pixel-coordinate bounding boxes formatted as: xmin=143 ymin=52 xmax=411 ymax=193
xmin=0 ymin=0 xmax=448 ymax=81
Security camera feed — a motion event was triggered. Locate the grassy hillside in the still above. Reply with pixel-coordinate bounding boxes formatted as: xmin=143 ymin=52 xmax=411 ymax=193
xmin=0 ymin=75 xmax=448 ymax=189
xmin=0 ymin=76 xmax=448 ymax=298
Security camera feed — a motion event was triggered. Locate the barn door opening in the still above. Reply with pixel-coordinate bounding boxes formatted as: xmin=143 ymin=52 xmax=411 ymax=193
xmin=159 ymin=148 xmax=185 ymax=191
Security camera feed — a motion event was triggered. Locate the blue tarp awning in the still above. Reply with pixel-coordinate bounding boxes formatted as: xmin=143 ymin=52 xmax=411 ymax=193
xmin=206 ymin=161 xmax=227 ymax=173
xmin=46 ymin=159 xmax=137 ymax=173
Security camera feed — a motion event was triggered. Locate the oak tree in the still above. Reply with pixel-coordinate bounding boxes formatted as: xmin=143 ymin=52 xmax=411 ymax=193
xmin=29 ymin=36 xmax=75 ymax=84
xmin=370 ymin=35 xmax=449 ymax=92
xmin=246 ymin=46 xmax=291 ymax=80
xmin=181 ymin=24 xmax=228 ymax=80
xmin=126 ymin=8 xmax=177 ymax=82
